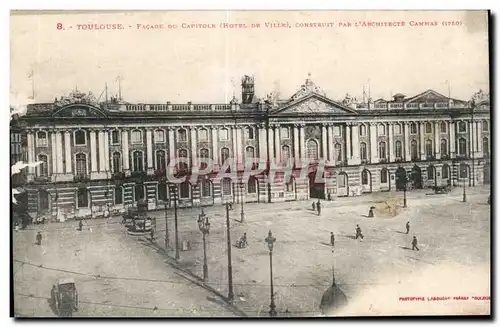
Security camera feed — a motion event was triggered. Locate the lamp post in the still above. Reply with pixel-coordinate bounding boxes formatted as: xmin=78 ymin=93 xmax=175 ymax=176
xmin=169 ymin=184 xmax=180 ymax=260
xmin=197 ymin=209 xmax=210 ymax=283
xmin=471 ymin=99 xmax=476 ymax=187
xmin=462 ymin=168 xmax=467 ymax=203
xmin=265 ymin=230 xmax=277 ymax=317
xmin=164 ymin=180 xmax=170 ymax=250
xmin=225 ymin=202 xmax=234 ymax=302
xmin=239 ymin=179 xmax=245 ymax=223
xmin=403 ymin=173 xmax=408 ymax=208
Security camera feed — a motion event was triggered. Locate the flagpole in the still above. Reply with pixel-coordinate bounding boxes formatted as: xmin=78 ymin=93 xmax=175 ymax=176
xmin=31 ymin=70 xmax=35 ymax=100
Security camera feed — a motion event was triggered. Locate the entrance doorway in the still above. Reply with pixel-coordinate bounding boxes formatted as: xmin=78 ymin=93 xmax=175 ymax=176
xmin=395 ymin=167 xmax=406 ymax=191
xmin=38 ymin=190 xmax=50 ymax=213
xmin=483 ymin=163 xmax=490 ymax=184
xmin=309 ymin=171 xmax=325 ymax=199
xmin=411 ymin=165 xmax=422 ymax=189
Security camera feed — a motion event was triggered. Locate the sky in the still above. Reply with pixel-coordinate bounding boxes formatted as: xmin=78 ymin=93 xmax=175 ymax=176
xmin=10 ymin=10 xmax=490 ymax=105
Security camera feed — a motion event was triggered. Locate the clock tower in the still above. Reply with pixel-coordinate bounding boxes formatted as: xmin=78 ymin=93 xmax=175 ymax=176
xmin=241 ymin=75 xmax=255 ymax=104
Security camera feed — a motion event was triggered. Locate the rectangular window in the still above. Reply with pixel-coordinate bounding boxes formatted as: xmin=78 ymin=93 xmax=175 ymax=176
xmin=199 ymin=129 xmax=208 ymax=141
xmin=111 ymin=130 xmax=120 ymax=145
xmin=333 ymin=126 xmax=341 ymax=136
xmin=154 ymin=130 xmax=165 ymax=143
xmin=131 ymin=130 xmax=142 ymax=144
xmin=280 ymin=127 xmax=290 ymax=139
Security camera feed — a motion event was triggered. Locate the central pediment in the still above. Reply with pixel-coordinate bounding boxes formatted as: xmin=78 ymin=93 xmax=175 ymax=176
xmin=272 ymin=94 xmax=358 ymax=115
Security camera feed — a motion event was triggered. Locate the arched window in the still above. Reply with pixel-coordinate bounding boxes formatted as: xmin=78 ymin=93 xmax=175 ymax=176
xmin=359 ymin=125 xmax=366 ymax=136
xmin=114 ymin=186 xmax=123 ymax=205
xmin=483 ymin=137 xmax=489 ymax=157
xmin=158 ymin=182 xmax=167 ymax=201
xmin=131 ymin=129 xmax=142 ymax=144
xmin=219 ymin=128 xmax=229 ymax=141
xmin=74 ymin=130 xmax=86 ymax=146
xmin=395 ymin=141 xmax=402 ymax=159
xmin=380 ymin=168 xmax=388 ymax=184
xmin=77 ymin=188 xmax=89 ymax=208
xmin=425 ymin=122 xmax=432 ymax=134
xmin=281 ymin=145 xmax=290 ymax=162
xmin=378 ymin=141 xmax=386 ymax=159
xmin=178 ymin=149 xmax=188 ymax=170
xmin=458 ymin=121 xmax=467 ymax=133
xmin=442 ymin=164 xmax=449 ymax=179
xmin=111 ymin=130 xmax=120 ymax=144
xmin=201 ymin=179 xmax=212 ymax=197
xmin=220 ymin=147 xmax=230 ymax=165
xmin=75 ymin=153 xmax=87 ymax=175
xmin=427 ymin=166 xmax=435 ymax=180
xmin=245 ymin=146 xmax=255 ymax=160
xmin=378 ymin=124 xmax=386 ymax=136
xmin=335 ymin=143 xmax=342 ymax=161
xmin=154 ymin=129 xmax=165 ymax=143
xmin=425 ymin=140 xmax=433 ymax=157
xmin=155 ymin=150 xmax=166 ymax=171
xmin=360 ymin=142 xmax=367 ymax=160
xmin=222 ymin=178 xmax=232 ymax=196
xmin=394 ymin=124 xmax=402 ymax=135
xmin=112 ymin=152 xmax=121 ymax=173
xmin=132 ymin=151 xmax=144 ymax=172
xmin=37 ymin=131 xmax=48 ymax=147
xmin=248 ymin=176 xmax=257 ymax=194
xmin=361 ymin=170 xmax=370 ymax=185
xmin=483 ymin=120 xmax=489 ymax=132
xmin=307 ymin=139 xmax=319 ymax=160
xmin=177 ymin=128 xmax=187 ymax=142
xmin=198 ymin=128 xmax=209 ymax=141
xmin=458 ymin=138 xmax=467 ymax=156
xmin=134 ymin=184 xmax=145 ymax=201
xmin=440 ymin=139 xmax=448 ymax=156
xmin=38 ymin=154 xmax=48 ymax=176
xmin=410 ymin=123 xmax=417 ymax=134
xmin=246 ymin=127 xmax=255 ymax=140
xmin=440 ymin=121 xmax=447 ymax=133
xmin=199 ymin=148 xmax=209 ymax=170
xmin=411 ymin=140 xmax=418 ymax=160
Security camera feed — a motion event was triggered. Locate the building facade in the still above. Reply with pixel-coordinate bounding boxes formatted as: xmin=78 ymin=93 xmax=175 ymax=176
xmin=16 ymin=76 xmax=491 ymax=221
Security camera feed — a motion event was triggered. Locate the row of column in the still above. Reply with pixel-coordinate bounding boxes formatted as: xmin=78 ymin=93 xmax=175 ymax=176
xmin=25 ymin=120 xmax=487 ymax=176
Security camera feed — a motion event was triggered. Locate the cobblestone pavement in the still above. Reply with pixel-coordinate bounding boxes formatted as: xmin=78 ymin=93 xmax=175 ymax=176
xmin=145 ymin=186 xmax=491 ymax=316
xmin=13 ymin=218 xmax=239 ymax=317
xmin=13 ymin=185 xmax=491 ymax=317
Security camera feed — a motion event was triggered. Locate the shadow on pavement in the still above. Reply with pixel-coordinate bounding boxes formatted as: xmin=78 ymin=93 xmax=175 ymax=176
xmin=319 ymin=242 xmax=333 ymax=247
xmin=395 ymin=231 xmax=407 ymax=234
xmin=399 ymin=246 xmax=412 ymax=250
xmin=341 ymin=235 xmax=356 ymax=240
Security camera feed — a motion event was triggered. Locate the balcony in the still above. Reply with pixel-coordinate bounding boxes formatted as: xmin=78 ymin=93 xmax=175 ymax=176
xmin=441 ymin=154 xmax=450 ymax=160
xmin=379 ymin=158 xmax=388 ymax=164
xmin=73 ymin=174 xmax=91 ymax=183
xmin=153 ymin=169 xmax=166 ymax=180
xmin=111 ymin=172 xmax=126 ymax=180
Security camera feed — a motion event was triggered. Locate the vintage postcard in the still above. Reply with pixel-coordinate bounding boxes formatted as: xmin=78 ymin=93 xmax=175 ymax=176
xmin=10 ymin=10 xmax=491 ymax=317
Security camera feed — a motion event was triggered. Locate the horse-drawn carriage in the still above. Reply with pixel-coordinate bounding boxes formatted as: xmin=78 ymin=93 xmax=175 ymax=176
xmin=432 ymin=185 xmax=452 ymax=194
xmin=51 ymin=278 xmax=78 ymax=317
xmin=123 ymin=200 xmax=153 ymax=235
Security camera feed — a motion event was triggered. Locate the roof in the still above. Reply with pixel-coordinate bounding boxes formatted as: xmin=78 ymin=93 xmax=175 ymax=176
xmin=58 ymin=278 xmax=75 ymax=285
xmin=393 ymin=93 xmax=406 ymax=97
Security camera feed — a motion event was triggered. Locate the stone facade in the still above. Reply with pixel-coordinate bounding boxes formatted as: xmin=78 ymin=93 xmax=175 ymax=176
xmin=16 ymin=79 xmax=491 ymax=220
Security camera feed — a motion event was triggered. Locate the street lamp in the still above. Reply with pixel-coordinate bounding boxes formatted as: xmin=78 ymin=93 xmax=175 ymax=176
xmin=197 ymin=209 xmax=210 ymax=283
xmin=403 ymin=173 xmax=408 ymax=208
xmin=265 ymin=230 xmax=277 ymax=317
xmin=163 ymin=180 xmax=170 ymax=250
xmin=239 ymin=179 xmax=245 ymax=223
xmin=462 ymin=167 xmax=467 ymax=203
xmin=169 ymin=184 xmax=180 ymax=260
xmin=225 ymin=202 xmax=234 ymax=302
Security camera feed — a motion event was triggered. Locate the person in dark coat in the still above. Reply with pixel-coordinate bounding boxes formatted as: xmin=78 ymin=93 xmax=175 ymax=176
xmin=406 ymin=221 xmax=410 ymax=234
xmin=36 ymin=232 xmax=42 ymax=245
xmin=330 ymin=232 xmax=335 ymax=247
xmin=355 ymin=225 xmax=364 ymax=239
xmin=78 ymin=220 xmax=83 ymax=231
xmin=312 ymin=201 xmax=316 ymax=211
xmin=412 ymin=236 xmax=419 ymax=251
xmin=317 ymin=200 xmax=321 ymax=216
xmin=150 ymin=228 xmax=155 ymax=242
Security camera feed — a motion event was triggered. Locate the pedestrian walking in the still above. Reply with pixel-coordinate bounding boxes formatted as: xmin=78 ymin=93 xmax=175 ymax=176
xmin=317 ymin=200 xmax=321 ymax=216
xmin=412 ymin=236 xmax=419 ymax=251
xmin=330 ymin=232 xmax=335 ymax=247
xmin=150 ymin=229 xmax=155 ymax=242
xmin=406 ymin=221 xmax=410 ymax=234
xmin=36 ymin=231 xmax=42 ymax=246
xmin=78 ymin=220 xmax=83 ymax=231
xmin=312 ymin=201 xmax=316 ymax=211
xmin=355 ymin=225 xmax=364 ymax=239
